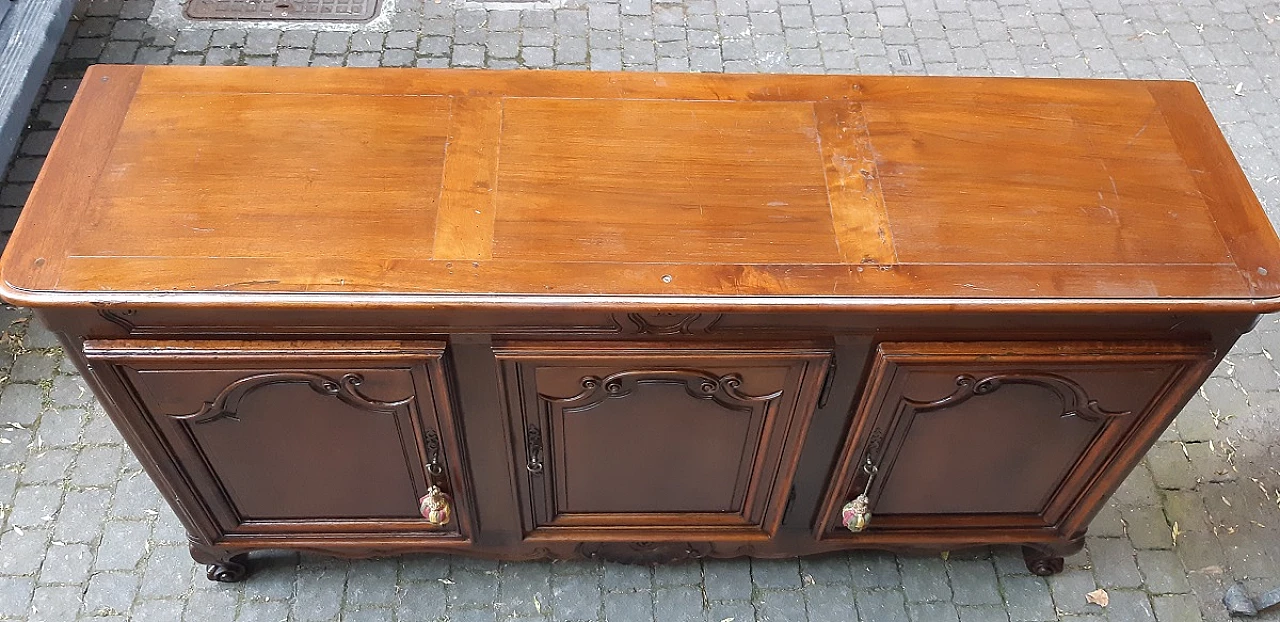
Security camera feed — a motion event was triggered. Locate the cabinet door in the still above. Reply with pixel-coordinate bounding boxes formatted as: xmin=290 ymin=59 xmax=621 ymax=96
xmin=497 ymin=342 xmax=830 ymax=541
xmin=84 ymin=340 xmax=471 ymax=541
xmin=816 ymin=341 xmax=1213 ymax=540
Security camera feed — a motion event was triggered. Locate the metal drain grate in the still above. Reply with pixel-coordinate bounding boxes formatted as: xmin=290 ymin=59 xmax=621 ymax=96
xmin=185 ymin=0 xmax=380 ymax=21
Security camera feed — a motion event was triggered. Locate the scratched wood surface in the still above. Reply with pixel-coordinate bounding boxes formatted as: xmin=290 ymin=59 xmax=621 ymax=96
xmin=3 ymin=65 xmax=1279 ymax=309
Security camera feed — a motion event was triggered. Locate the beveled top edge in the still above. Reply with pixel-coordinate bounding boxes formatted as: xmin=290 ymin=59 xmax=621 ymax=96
xmin=4 ymin=65 xmax=1279 ymax=311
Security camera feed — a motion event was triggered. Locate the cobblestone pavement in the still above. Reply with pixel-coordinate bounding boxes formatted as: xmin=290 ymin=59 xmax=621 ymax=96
xmin=2 ymin=0 xmax=1280 ymax=619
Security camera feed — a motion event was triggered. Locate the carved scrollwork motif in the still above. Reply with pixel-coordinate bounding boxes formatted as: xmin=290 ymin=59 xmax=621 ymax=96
xmin=905 ymin=372 xmax=1130 ymax=422
xmin=542 ymin=369 xmax=782 ymax=412
xmin=620 ymin=313 xmax=723 ymax=335
xmin=97 ymin=308 xmax=137 ymax=331
xmin=174 ymin=372 xmax=413 ymax=424
xmin=576 ymin=541 xmax=713 ymax=565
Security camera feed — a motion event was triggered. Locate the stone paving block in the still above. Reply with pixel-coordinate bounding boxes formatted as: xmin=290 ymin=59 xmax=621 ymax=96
xmin=999 ymin=575 xmax=1055 ymax=622
xmin=755 ymin=589 xmax=805 ymax=622
xmin=83 ymin=571 xmax=140 ymax=616
xmin=28 ymin=584 xmax=83 ymax=622
xmin=50 ymin=375 xmax=93 ymax=409
xmin=956 ymin=605 xmax=1013 ymax=622
xmin=855 ymin=589 xmax=911 ymax=621
xmin=498 ymin=561 xmax=550 ymax=617
xmin=0 ymin=383 xmax=45 ymax=427
xmin=234 ymin=599 xmax=290 ymax=622
xmin=551 ymin=571 xmax=603 ymax=620
xmin=1088 ymin=537 xmax=1144 ymax=589
xmin=751 ymin=557 xmax=802 ymax=589
xmin=701 ymin=558 xmax=750 ymax=601
xmin=0 ymin=526 xmax=51 ymax=574
xmin=804 ymin=583 xmax=856 ymax=620
xmin=849 ymin=551 xmax=901 ymax=589
xmin=1122 ymin=505 xmax=1175 ymax=550
xmin=184 ymin=587 xmax=239 ymax=622
xmin=1136 ymin=549 xmax=1191 ymax=595
xmin=140 ymin=544 xmax=197 ymax=598
xmin=0 ymin=576 xmax=36 ymax=618
xmin=52 ymin=487 xmax=111 ymax=543
xmin=900 ymin=554 xmax=952 ymax=602
xmin=133 ymin=598 xmax=187 ymax=622
xmin=706 ymin=600 xmax=752 ymax=622
xmin=948 ymin=559 xmax=1003 ymax=606
xmin=9 ymin=353 xmax=56 ymax=382
xmin=602 ymin=560 xmax=650 ymax=592
xmin=20 ymin=448 xmax=73 ymax=484
xmin=799 ymin=553 xmax=851 ymax=585
xmin=1151 ymin=593 xmax=1201 ymax=622
xmin=9 ymin=484 xmax=61 ymax=526
xmin=655 ymin=586 xmax=706 ymax=622
xmin=441 ymin=608 xmax=496 ymax=622
xmin=38 ymin=541 xmax=92 ymax=583
xmin=1046 ymin=569 xmax=1098 ymax=615
xmin=1105 ymin=589 xmax=1156 ymax=621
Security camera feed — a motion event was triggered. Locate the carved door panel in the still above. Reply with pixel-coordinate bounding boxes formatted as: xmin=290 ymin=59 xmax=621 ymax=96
xmin=84 ymin=340 xmax=472 ymax=541
xmin=816 ymin=341 xmax=1214 ymax=540
xmin=496 ymin=342 xmax=830 ymax=541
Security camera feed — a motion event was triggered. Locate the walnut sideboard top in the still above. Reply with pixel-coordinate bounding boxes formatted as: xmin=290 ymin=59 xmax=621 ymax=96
xmin=4 ymin=65 xmax=1280 ymax=313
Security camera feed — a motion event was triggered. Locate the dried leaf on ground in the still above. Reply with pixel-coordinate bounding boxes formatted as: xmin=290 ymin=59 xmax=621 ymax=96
xmin=1086 ymin=589 xmax=1110 ymax=607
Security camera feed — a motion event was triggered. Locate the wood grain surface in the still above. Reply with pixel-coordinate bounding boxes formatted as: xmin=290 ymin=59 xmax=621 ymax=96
xmin=4 ymin=65 xmax=1278 ymax=311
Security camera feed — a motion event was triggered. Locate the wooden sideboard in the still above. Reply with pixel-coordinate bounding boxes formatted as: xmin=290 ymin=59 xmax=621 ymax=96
xmin=4 ymin=65 xmax=1279 ymax=582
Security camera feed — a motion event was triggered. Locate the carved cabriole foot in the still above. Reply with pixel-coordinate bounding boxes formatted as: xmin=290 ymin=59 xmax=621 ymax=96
xmin=190 ymin=543 xmax=251 ymax=582
xmin=1022 ymin=538 xmax=1084 ymax=576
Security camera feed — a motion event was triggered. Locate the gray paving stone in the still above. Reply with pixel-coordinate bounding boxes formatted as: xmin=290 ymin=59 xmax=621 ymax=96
xmin=799 ymin=553 xmax=851 ymax=585
xmin=751 ymin=557 xmax=802 ymax=589
xmin=1105 ymin=589 xmax=1156 ymax=621
xmin=133 ymin=599 xmax=188 ymax=621
xmin=38 ymin=541 xmax=92 ymax=583
xmin=293 ymin=563 xmax=346 ymax=621
xmin=900 ymin=555 xmax=953 ymax=602
xmin=20 ymin=448 xmax=73 ymax=483
xmin=910 ymin=601 xmax=962 ymax=622
xmin=33 ymin=409 xmax=79 ymax=451
xmin=999 ymin=575 xmax=1055 ymax=622
xmin=52 ymin=487 xmax=111 ymax=543
xmin=29 ymin=584 xmax=83 ymax=622
xmin=397 ymin=580 xmax=447 ymax=619
xmin=0 ymin=576 xmax=36 ymax=618
xmin=603 ymin=561 xmax=651 ymax=592
xmin=140 ymin=544 xmax=196 ymax=598
xmin=83 ymin=571 xmax=140 ymax=616
xmin=185 ymin=587 xmax=239 ymax=622
xmin=1088 ymin=537 xmax=1143 ymax=589
xmin=1046 ymin=570 xmax=1097 ymax=615
xmin=655 ymin=586 xmax=706 ymax=622
xmin=706 ymin=600 xmax=752 ymax=622
xmin=50 ymin=375 xmax=92 ymax=409
xmin=804 ymin=583 xmax=857 ymax=620
xmin=499 ymin=561 xmax=550 ymax=616
xmin=956 ymin=605 xmax=1012 ymax=622
xmin=0 ymin=527 xmax=50 ymax=574
xmin=755 ymin=589 xmax=805 ymax=622
xmin=1122 ymin=505 xmax=1175 ymax=550
xmin=0 ymin=382 xmax=45 ymax=426
xmin=551 ymin=572 xmax=603 ymax=620
xmin=1136 ymin=549 xmax=1190 ymax=595
xmin=9 ymin=484 xmax=61 ymax=526
xmin=1151 ymin=593 xmax=1200 ymax=622
xmin=949 ymin=560 xmax=1003 ymax=606
xmin=9 ymin=352 xmax=56 ymax=382
xmin=856 ymin=589 xmax=910 ymax=621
